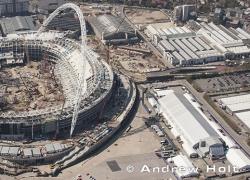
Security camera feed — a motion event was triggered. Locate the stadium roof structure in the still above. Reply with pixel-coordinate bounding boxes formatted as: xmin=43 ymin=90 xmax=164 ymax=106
xmin=47 ymin=13 xmax=80 ymax=31
xmin=88 ymin=14 xmax=138 ymax=44
xmin=0 ymin=16 xmax=36 ymax=36
xmin=93 ymin=14 xmax=134 ymax=35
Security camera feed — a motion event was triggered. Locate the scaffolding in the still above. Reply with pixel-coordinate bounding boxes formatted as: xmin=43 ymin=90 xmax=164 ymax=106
xmin=0 ymin=31 xmax=113 ymax=137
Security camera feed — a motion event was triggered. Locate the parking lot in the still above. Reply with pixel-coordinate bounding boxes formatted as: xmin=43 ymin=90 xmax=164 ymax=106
xmin=194 ymin=72 xmax=250 ymax=93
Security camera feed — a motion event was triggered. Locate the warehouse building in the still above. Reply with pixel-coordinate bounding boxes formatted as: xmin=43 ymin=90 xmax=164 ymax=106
xmin=219 ymin=94 xmax=250 ymax=115
xmin=88 ymin=14 xmax=138 ymax=45
xmin=226 ymin=148 xmax=250 ymax=171
xmin=146 ymin=22 xmax=250 ymax=66
xmin=150 ymin=89 xmax=225 ymax=159
xmin=235 ymin=111 xmax=250 ymax=129
xmin=219 ymin=93 xmax=250 ymax=131
xmin=0 ymin=16 xmax=36 ymax=36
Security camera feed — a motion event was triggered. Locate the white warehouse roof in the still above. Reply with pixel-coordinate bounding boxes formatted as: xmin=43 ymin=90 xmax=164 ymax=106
xmin=226 ymin=148 xmax=250 ymax=170
xmin=172 ymin=154 xmax=199 ymax=178
xmin=220 ymin=94 xmax=250 ymax=113
xmin=226 ymin=102 xmax=250 ymax=113
xmin=235 ymin=111 xmax=250 ymax=129
xmin=158 ymin=90 xmax=219 ymax=147
xmin=220 ymin=94 xmax=250 ymax=105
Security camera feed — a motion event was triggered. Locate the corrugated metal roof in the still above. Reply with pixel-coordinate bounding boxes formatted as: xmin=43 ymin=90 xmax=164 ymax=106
xmin=89 ymin=14 xmax=135 ymax=37
xmin=0 ymin=16 xmax=36 ymax=35
xmin=1 ymin=146 xmax=10 ymax=155
xmin=23 ymin=148 xmax=32 ymax=157
xmin=45 ymin=144 xmax=55 ymax=153
xmin=181 ymin=38 xmax=198 ymax=52
xmin=188 ymin=38 xmax=204 ymax=51
xmin=174 ymin=39 xmax=199 ymax=59
xmin=9 ymin=147 xmax=19 ymax=156
xmin=32 ymin=148 xmax=41 ymax=156
xmin=210 ymin=146 xmax=224 ymax=156
xmin=53 ymin=143 xmax=63 ymax=151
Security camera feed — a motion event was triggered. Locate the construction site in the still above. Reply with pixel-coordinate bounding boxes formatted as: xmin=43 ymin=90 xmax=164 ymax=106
xmin=0 ymin=4 xmax=143 ymax=177
xmin=0 ymin=60 xmax=64 ymax=113
xmin=0 ymin=24 xmax=115 ymax=140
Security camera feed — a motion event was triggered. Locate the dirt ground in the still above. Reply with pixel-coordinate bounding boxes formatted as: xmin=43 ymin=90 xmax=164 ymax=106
xmin=125 ymin=8 xmax=170 ymax=25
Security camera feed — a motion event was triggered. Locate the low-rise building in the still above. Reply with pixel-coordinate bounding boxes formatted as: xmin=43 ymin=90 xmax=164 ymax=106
xmin=149 ymin=89 xmax=225 ymax=159
xmin=145 ymin=22 xmax=250 ymax=66
xmin=219 ymin=94 xmax=250 ymax=114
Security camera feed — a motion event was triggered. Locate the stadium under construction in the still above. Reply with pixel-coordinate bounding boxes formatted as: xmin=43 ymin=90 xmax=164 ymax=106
xmin=0 ymin=3 xmax=114 ymax=139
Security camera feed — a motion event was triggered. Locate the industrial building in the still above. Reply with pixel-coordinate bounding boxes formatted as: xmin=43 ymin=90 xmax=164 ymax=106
xmin=0 ymin=0 xmax=29 ymax=16
xmin=149 ymin=89 xmax=225 ymax=159
xmin=145 ymin=22 xmax=250 ymax=66
xmin=219 ymin=93 xmax=250 ymax=129
xmin=235 ymin=111 xmax=250 ymax=129
xmin=226 ymin=148 xmax=250 ymax=171
xmin=219 ymin=94 xmax=250 ymax=114
xmin=88 ymin=14 xmax=139 ymax=45
xmin=0 ymin=16 xmax=36 ymax=36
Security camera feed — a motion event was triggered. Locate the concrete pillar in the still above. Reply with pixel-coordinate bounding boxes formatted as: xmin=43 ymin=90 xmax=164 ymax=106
xmin=125 ymin=33 xmax=128 ymax=39
xmin=101 ymin=32 xmax=104 ymax=40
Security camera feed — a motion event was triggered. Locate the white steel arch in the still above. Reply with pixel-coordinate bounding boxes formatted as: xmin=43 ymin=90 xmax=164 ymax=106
xmin=37 ymin=3 xmax=88 ymax=137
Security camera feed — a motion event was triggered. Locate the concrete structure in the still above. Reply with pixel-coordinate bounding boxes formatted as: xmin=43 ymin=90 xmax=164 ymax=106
xmin=150 ymin=89 xmax=225 ymax=159
xmin=0 ymin=0 xmax=29 ymax=16
xmin=146 ymin=22 xmax=250 ymax=66
xmin=0 ymin=3 xmax=114 ymax=139
xmin=174 ymin=5 xmax=196 ymax=22
xmin=0 ymin=31 xmax=114 ymax=138
xmin=88 ymin=14 xmax=138 ymax=45
xmin=0 ymin=16 xmax=36 ymax=36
